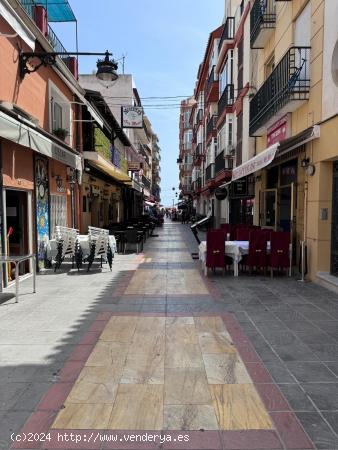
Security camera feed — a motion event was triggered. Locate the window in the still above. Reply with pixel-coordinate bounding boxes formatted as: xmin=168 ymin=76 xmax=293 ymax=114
xmin=265 ymin=54 xmax=275 ymax=79
xmin=49 ymin=81 xmax=71 ymax=143
xmin=183 ymin=110 xmax=190 ymax=128
xmin=219 ymin=51 xmax=234 ymax=95
xmin=52 ymin=102 xmax=63 ymax=131
xmin=237 ymin=39 xmax=244 ymax=92
xmin=228 ymin=120 xmax=233 ymax=146
xmin=50 ymin=195 xmax=67 ymax=236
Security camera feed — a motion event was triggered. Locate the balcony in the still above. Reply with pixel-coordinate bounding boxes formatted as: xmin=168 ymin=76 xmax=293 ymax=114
xmin=250 ymin=0 xmax=276 ymax=48
xmin=215 ymin=151 xmax=233 ymax=175
xmin=250 ymin=46 xmax=311 ymax=136
xmin=142 ymin=175 xmax=151 ymax=190
xmin=194 ymin=143 xmax=203 ymax=166
xmin=205 ymin=163 xmax=215 ymax=182
xmin=180 ymin=163 xmax=193 ymax=174
xmin=18 ymin=0 xmax=77 ymax=76
xmin=206 ymin=115 xmax=218 ymax=140
xmin=206 ymin=66 xmax=219 ymax=103
xmin=218 ymin=84 xmax=235 ymax=119
xmin=196 ymin=109 xmax=203 ymax=124
xmin=218 ymin=17 xmax=235 ymax=53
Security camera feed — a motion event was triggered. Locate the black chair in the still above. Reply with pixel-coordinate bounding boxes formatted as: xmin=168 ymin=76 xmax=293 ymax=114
xmin=124 ymin=229 xmax=143 ymax=254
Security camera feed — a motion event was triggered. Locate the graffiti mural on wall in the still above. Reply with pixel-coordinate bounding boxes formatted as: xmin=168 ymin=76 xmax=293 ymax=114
xmin=35 ymin=156 xmax=50 ymax=269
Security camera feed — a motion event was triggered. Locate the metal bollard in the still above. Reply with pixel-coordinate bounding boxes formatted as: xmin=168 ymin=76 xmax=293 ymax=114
xmin=298 ymin=240 xmax=306 ymax=282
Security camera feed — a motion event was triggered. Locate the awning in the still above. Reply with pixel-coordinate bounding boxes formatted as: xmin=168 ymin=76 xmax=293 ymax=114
xmin=276 ymin=125 xmax=320 ymax=158
xmin=84 ymin=151 xmax=132 ymax=184
xmin=0 ymin=1 xmax=36 ymax=50
xmin=232 ymin=143 xmax=279 ymax=182
xmin=0 ymin=111 xmax=82 ymax=172
xmin=27 ymin=0 xmax=76 ymax=22
xmin=231 ymin=125 xmax=321 ymax=182
xmin=145 ymin=201 xmax=155 ymax=207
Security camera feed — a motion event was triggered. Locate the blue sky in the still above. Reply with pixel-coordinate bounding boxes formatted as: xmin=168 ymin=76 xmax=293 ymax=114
xmin=54 ymin=0 xmax=224 ymax=206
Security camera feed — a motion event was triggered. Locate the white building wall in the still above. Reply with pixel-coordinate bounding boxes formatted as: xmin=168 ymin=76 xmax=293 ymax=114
xmin=322 ymin=1 xmax=338 ymax=120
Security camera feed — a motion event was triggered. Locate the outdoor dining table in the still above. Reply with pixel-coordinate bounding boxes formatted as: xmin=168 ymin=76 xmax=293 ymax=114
xmin=111 ymin=229 xmax=145 ymax=252
xmin=198 ymin=240 xmax=271 ymax=277
xmin=0 ymin=254 xmax=36 ymax=303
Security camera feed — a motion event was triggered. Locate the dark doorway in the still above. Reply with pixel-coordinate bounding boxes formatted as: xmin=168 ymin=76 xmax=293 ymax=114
xmin=331 ymin=162 xmax=338 ymax=276
xmin=5 ymin=190 xmax=29 ymax=279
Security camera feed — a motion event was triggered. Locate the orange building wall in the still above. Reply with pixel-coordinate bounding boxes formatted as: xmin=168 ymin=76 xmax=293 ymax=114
xmin=2 ymin=140 xmax=34 ymax=190
xmin=0 ymin=16 xmax=74 ymax=135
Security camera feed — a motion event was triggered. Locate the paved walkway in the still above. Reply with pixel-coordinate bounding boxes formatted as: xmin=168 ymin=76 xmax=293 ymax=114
xmin=1 ymin=222 xmax=338 ymax=449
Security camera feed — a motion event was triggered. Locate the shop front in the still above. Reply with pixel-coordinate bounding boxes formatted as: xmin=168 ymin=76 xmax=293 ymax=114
xmin=0 ymin=108 xmax=82 ymax=278
xmin=82 ymin=151 xmax=133 ymax=232
xmin=229 ymin=176 xmax=255 ymax=225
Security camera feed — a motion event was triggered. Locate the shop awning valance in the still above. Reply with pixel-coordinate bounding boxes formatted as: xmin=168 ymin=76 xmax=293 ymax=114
xmin=231 ymin=125 xmax=320 ymax=182
xmin=276 ymin=125 xmax=320 ymax=158
xmin=0 ymin=111 xmax=82 ymax=172
xmin=232 ymin=143 xmax=280 ymax=182
xmin=84 ymin=151 xmax=132 ymax=185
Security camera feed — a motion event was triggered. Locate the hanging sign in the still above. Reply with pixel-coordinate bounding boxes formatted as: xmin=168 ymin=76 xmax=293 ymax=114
xmin=128 ymin=162 xmax=141 ymax=172
xmin=121 ymin=106 xmax=143 ymax=128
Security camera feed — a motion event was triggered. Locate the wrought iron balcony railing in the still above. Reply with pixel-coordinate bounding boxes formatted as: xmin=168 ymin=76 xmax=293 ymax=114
xmin=215 ymin=151 xmax=226 ymax=174
xmin=249 ymin=46 xmax=311 ymax=136
xmin=250 ymin=0 xmax=276 ymax=48
xmin=142 ymin=175 xmax=151 ymax=190
xmin=218 ymin=17 xmax=235 ymax=52
xmin=205 ymin=163 xmax=215 ymax=182
xmin=206 ymin=66 xmax=216 ymax=97
xmin=196 ymin=109 xmax=203 ymax=124
xmin=218 ymin=84 xmax=235 ymax=117
xmin=194 ymin=143 xmax=203 ymax=159
xmin=206 ymin=115 xmax=218 ymax=137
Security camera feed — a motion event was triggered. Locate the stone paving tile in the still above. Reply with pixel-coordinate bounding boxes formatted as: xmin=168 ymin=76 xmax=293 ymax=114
xmin=277 ymin=384 xmax=316 ymax=411
xmin=2 ymin=223 xmax=338 ymax=449
xmin=285 ymin=361 xmax=338 ymax=383
xmin=296 ymin=412 xmax=338 ymax=449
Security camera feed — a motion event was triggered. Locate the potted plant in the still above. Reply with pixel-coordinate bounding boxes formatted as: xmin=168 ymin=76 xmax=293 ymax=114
xmin=53 ymin=128 xmax=68 ymax=141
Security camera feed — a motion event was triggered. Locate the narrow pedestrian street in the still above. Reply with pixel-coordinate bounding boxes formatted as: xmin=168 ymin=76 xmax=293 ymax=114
xmin=0 ymin=221 xmax=338 ymax=449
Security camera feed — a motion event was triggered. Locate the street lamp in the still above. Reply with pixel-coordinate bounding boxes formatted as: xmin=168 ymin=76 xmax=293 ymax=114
xmin=96 ymin=51 xmax=118 ymax=82
xmin=19 ymin=50 xmax=118 ymax=81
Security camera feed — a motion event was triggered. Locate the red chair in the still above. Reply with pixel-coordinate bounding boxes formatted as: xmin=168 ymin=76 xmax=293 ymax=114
xmin=220 ymin=224 xmax=232 ymax=239
xmin=270 ymin=231 xmax=290 ymax=277
xmin=235 ymin=228 xmax=251 ymax=241
xmin=206 ymin=230 xmax=231 ymax=274
xmin=247 ymin=230 xmax=269 ymax=274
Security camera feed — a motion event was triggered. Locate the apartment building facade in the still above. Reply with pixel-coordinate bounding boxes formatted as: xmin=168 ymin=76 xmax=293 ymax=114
xmin=188 ymin=0 xmax=252 ymax=225
xmin=79 ymin=74 xmax=159 ymax=205
xmin=184 ymin=0 xmax=338 ymax=284
xmin=0 ymin=0 xmax=84 ymax=278
xmin=178 ymin=96 xmax=195 ymax=208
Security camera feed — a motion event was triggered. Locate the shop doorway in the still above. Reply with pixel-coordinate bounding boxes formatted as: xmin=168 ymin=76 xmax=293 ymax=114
xmin=260 ymin=183 xmax=296 ymax=232
xmin=331 ymin=161 xmax=338 ymax=276
xmin=3 ymin=189 xmax=32 ymax=283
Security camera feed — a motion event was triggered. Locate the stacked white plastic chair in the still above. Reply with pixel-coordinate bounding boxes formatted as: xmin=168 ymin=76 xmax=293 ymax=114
xmin=87 ymin=226 xmax=112 ymax=271
xmin=54 ymin=226 xmax=79 ymax=271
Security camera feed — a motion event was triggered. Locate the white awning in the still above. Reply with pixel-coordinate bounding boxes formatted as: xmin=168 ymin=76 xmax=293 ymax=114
xmin=0 ymin=111 xmax=82 ymax=172
xmin=0 ymin=1 xmax=36 ymax=50
xmin=232 ymin=143 xmax=279 ymax=182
